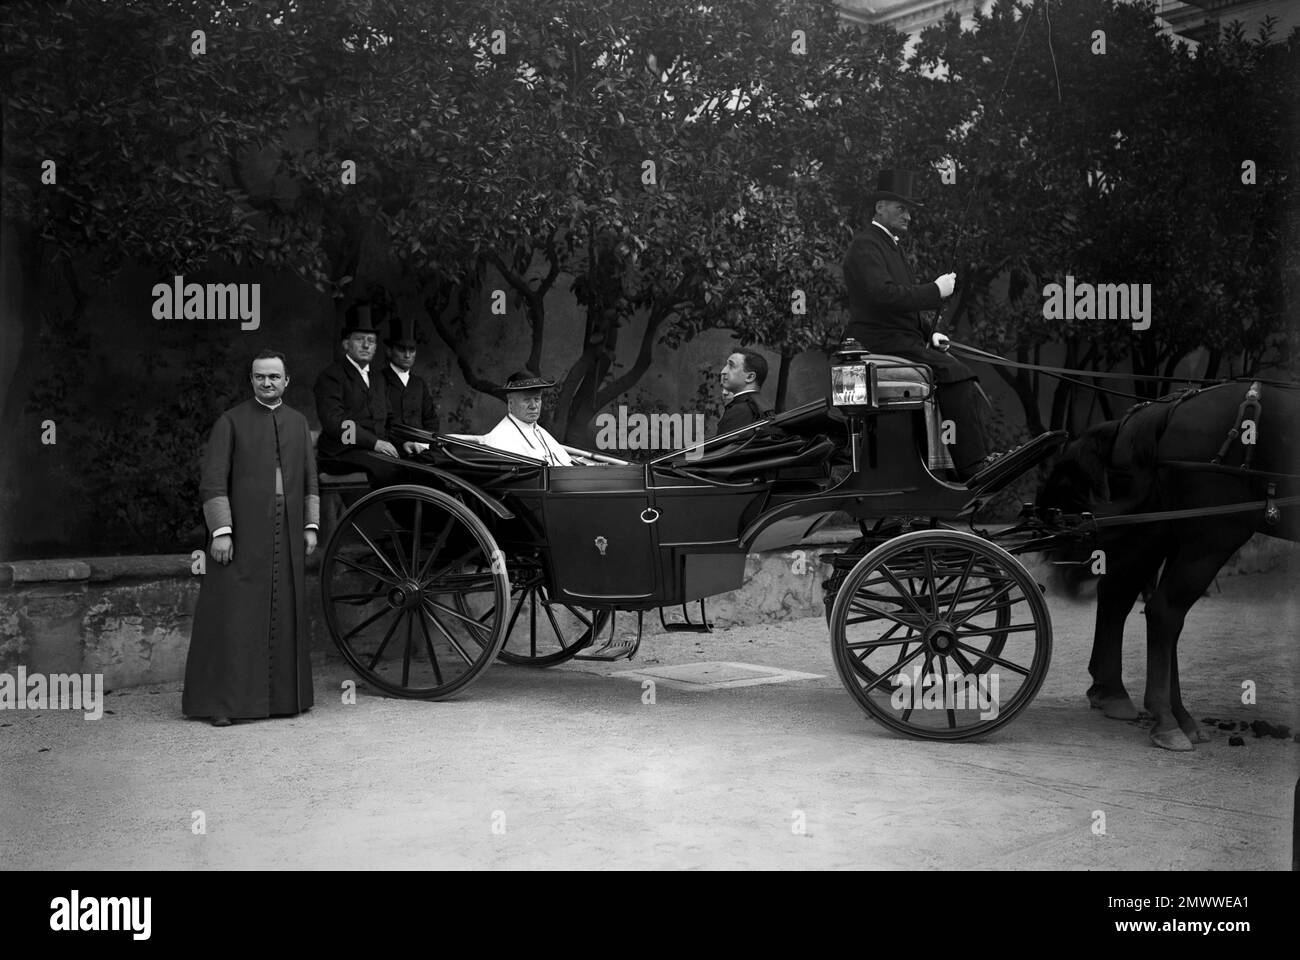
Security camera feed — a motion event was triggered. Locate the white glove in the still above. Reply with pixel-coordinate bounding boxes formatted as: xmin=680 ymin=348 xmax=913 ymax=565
xmin=930 ymin=332 xmax=951 ymax=352
xmin=934 ymin=272 xmax=956 ymax=298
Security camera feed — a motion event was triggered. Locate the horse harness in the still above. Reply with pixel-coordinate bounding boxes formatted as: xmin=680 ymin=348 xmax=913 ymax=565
xmin=1105 ymin=381 xmax=1294 ymax=528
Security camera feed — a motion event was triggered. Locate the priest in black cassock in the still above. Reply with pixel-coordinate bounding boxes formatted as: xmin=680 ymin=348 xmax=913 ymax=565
xmin=182 ymin=350 xmax=319 ymax=726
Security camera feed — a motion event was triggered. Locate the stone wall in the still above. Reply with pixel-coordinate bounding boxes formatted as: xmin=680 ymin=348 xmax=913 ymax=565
xmin=1 ymin=532 xmax=1293 ymax=691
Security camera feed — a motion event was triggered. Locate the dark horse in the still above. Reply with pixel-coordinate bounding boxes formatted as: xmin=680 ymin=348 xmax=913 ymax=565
xmin=1038 ymin=381 xmax=1300 ymax=750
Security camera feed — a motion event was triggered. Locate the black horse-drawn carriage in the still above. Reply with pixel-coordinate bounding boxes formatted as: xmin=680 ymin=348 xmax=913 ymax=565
xmin=320 ymin=342 xmax=1077 ymax=741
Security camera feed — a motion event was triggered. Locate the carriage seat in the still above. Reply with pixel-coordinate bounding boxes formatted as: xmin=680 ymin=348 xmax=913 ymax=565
xmin=855 ymin=354 xmax=933 ymax=409
xmin=310 ymin=429 xmax=370 ymax=488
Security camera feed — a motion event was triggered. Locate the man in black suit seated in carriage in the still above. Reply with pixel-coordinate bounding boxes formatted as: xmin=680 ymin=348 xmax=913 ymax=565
xmin=715 ymin=348 xmax=775 ymax=438
xmin=841 ymin=169 xmax=1000 ymax=481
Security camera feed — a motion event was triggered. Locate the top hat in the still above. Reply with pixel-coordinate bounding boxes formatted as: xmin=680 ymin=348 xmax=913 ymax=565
xmin=867 ymin=169 xmax=925 ymax=210
xmin=503 ymin=370 xmax=556 ymax=391
xmin=341 ymin=302 xmax=383 ymax=340
xmin=387 ymin=315 xmax=418 ymax=349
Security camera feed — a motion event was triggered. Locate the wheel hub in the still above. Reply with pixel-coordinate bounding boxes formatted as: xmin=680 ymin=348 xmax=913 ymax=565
xmin=922 ymin=621 xmax=957 ymax=655
xmin=387 ymin=580 xmax=421 ymax=609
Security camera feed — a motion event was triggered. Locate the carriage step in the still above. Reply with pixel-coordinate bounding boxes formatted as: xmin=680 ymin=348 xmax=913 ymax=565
xmin=572 ymin=638 xmax=640 ymax=662
xmin=658 ymin=599 xmax=712 ymax=633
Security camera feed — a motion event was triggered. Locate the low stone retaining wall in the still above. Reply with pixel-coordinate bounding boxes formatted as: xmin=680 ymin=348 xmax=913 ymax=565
xmin=1 ymin=531 xmax=1293 ymax=690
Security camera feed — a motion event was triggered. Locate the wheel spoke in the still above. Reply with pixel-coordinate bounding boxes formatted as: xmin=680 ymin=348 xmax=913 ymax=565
xmin=955 ymin=621 xmax=1039 ymax=638
xmin=529 ymin=588 xmax=538 ymax=658
xmin=421 ymin=545 xmax=486 ymax=589
xmin=331 ymin=590 xmax=387 ymax=604
xmin=387 ymin=529 xmax=410 ymax=579
xmin=954 ymin=641 xmax=1031 ymax=677
xmin=853 ymin=620 xmax=915 ymax=665
xmin=902 ymin=651 xmax=934 ymax=723
xmin=349 ymin=521 xmax=404 ymax=582
xmin=401 ymin=611 xmax=413 ymax=686
xmin=946 ymin=552 xmax=977 ymax=619
xmin=949 ymin=646 xmax=978 ymax=676
xmin=411 ymin=500 xmax=423 ymax=583
xmin=423 ymin=597 xmax=494 ymax=638
xmin=415 ymin=603 xmax=444 ymax=685
xmin=335 ymin=553 xmax=399 ymax=587
xmin=540 ymin=596 xmax=571 ymax=648
xmin=414 ymin=514 xmax=456 ymax=583
xmin=949 ymin=578 xmax=1016 ymax=628
xmin=859 ymin=643 xmax=925 ymax=695
xmin=421 ymin=599 xmax=478 ymax=665
xmin=563 ymin=605 xmax=594 ymax=630
xmin=845 ymin=621 xmax=917 ymax=652
xmin=365 ymin=607 xmax=407 ymax=671
xmin=502 ymin=586 xmax=528 ymax=639
xmin=940 ymin=655 xmax=957 ymax=729
xmin=424 ymin=572 xmax=499 ymax=595
xmin=343 ymin=603 xmax=398 ymax=642
xmin=922 ymin=548 xmax=939 ymax=617
xmin=847 ymin=598 xmax=924 ymax=631
xmin=876 ymin=562 xmax=931 ymax=620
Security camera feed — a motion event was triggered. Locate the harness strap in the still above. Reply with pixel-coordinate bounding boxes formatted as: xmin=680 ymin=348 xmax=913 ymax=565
xmin=1157 ymin=460 xmax=1300 ymax=482
xmin=1091 ymin=494 xmax=1300 ymax=527
xmin=1211 ymin=382 xmax=1259 ymax=464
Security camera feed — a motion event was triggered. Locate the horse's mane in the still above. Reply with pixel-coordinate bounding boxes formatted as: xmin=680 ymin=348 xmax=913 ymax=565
xmin=1069 ymin=419 xmax=1121 ymax=502
xmin=1058 ymin=398 xmax=1172 ymax=514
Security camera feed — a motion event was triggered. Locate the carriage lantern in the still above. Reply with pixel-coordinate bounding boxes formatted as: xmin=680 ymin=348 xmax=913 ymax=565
xmin=829 ymin=338 xmax=876 ymax=413
xmin=829 ymin=338 xmax=878 ymax=472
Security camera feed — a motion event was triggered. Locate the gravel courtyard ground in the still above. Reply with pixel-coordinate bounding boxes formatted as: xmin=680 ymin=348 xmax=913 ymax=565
xmin=3 ymin=568 xmax=1297 ymax=870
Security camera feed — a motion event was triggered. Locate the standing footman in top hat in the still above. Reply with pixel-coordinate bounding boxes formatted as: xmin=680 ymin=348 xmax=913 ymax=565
xmin=841 ymin=169 xmax=996 ymax=480
xmin=382 ymin=313 xmax=439 ymax=454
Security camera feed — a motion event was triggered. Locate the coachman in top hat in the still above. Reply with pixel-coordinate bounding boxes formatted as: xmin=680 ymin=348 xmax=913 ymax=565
xmin=841 ymin=169 xmax=995 ymax=479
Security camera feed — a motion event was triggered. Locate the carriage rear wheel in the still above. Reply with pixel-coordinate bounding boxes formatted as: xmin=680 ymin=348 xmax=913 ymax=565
xmin=453 ymin=557 xmax=611 ymax=667
xmin=321 ymin=485 xmax=509 ymax=699
xmin=828 ymin=530 xmax=1051 ymax=741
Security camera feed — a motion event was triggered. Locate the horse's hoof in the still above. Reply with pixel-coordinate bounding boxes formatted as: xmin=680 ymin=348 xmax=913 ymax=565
xmin=1088 ymin=694 xmax=1140 ymax=720
xmin=1150 ymin=727 xmax=1194 ymax=751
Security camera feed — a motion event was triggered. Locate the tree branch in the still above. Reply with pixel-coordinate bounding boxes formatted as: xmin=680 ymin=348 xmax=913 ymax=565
xmin=425 ymin=294 xmax=504 ymax=399
xmin=594 ymin=298 xmax=673 ymax=407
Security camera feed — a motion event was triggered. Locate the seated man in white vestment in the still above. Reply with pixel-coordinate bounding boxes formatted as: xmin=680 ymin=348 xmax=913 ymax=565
xmin=478 ymin=370 xmax=574 ymax=466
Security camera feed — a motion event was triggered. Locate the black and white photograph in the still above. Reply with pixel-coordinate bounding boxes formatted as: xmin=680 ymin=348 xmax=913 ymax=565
xmin=1 ymin=0 xmax=1297 ymax=900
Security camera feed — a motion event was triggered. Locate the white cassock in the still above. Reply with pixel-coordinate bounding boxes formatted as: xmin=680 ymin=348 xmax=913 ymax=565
xmin=480 ymin=413 xmax=573 ymax=466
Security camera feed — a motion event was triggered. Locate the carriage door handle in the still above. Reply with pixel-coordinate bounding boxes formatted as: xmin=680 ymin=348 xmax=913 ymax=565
xmin=640 ymin=507 xmax=660 ymax=524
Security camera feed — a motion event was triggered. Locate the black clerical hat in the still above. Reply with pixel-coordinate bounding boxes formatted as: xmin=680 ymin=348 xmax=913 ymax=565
xmin=503 ymin=370 xmax=556 ymax=391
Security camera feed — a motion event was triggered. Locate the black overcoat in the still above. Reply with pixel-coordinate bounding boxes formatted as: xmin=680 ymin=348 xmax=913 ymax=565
xmin=381 ymin=365 xmax=439 ymax=436
xmin=841 ymin=226 xmax=975 ymax=385
xmin=314 ymin=360 xmax=389 ymax=460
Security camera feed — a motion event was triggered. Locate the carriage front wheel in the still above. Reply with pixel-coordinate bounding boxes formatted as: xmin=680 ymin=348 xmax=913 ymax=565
xmin=828 ymin=530 xmax=1051 ymax=741
xmin=321 ymin=485 xmax=510 ymax=699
